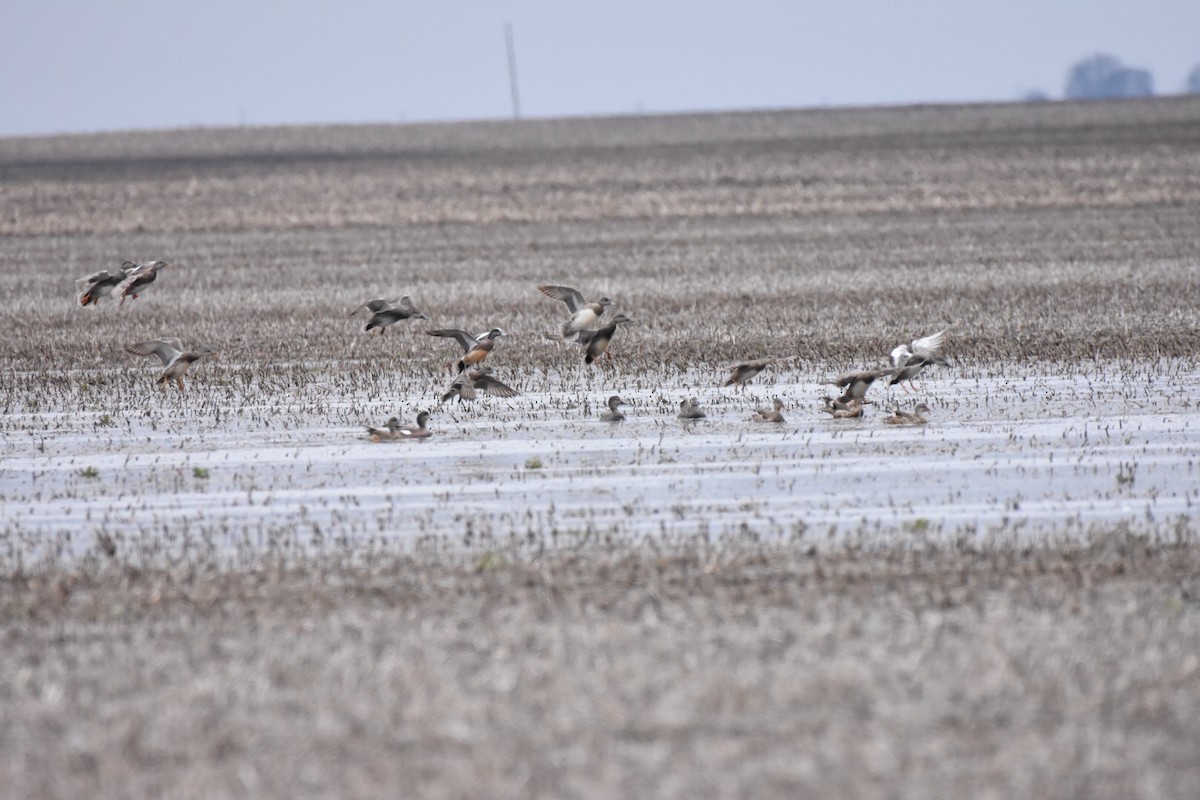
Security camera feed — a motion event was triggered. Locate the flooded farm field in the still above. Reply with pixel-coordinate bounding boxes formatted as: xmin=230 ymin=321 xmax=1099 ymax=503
xmin=3 ymin=362 xmax=1199 ymax=561
xmin=3 ymin=99 xmax=1200 ymax=798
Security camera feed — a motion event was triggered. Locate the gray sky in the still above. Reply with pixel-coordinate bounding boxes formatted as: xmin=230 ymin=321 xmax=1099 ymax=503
xmin=3 ymin=1 xmax=1198 ymax=137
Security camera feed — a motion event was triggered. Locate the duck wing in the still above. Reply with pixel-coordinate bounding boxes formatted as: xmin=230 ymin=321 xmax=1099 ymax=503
xmin=475 ymin=374 xmax=518 ymax=398
xmin=910 ymin=326 xmax=953 ymax=359
xmin=349 ymin=298 xmax=395 ymax=316
xmin=426 ymin=329 xmax=478 ymax=352
xmin=537 ymin=284 xmax=586 ymax=313
xmin=124 ymin=338 xmax=185 ymax=366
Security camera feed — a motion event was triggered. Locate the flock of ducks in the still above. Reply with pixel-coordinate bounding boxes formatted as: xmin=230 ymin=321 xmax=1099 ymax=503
xmin=76 ymin=263 xmax=952 ymax=439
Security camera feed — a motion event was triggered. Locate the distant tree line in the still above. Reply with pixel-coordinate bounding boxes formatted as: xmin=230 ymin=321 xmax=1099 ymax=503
xmin=1065 ymin=54 xmax=1153 ymax=99
xmin=1021 ymin=54 xmax=1200 ymax=102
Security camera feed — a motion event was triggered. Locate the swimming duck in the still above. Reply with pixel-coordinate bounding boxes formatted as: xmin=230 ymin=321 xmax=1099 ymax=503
xmin=77 ymin=262 xmax=135 ymax=306
xmin=365 ymin=417 xmax=402 ymax=441
xmin=123 ymin=338 xmax=219 ymax=392
xmin=537 ymin=285 xmax=613 ymax=337
xmin=351 ymin=295 xmax=429 ymax=333
xmin=678 ymin=397 xmax=706 ymax=420
xmin=427 ymin=327 xmax=507 ymax=372
xmin=819 ymin=397 xmax=864 ymax=418
xmin=883 ymin=403 xmax=932 ymax=425
xmin=115 ymin=260 xmax=172 ymax=305
xmin=723 ymin=357 xmax=791 ymax=388
xmin=600 ymin=395 xmax=627 ymax=422
xmin=366 ymin=411 xmax=433 ymax=441
xmin=889 ymin=326 xmax=953 ymax=390
xmin=585 ymin=314 xmax=636 ymax=365
xmin=440 ymin=366 xmax=519 ymax=403
xmin=751 ymin=396 xmax=785 ymax=423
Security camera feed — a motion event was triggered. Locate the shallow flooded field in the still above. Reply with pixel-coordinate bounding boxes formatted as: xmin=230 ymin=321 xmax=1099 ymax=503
xmin=3 ymin=361 xmax=1199 ymax=563
xmin=3 ymin=100 xmax=1200 ymax=798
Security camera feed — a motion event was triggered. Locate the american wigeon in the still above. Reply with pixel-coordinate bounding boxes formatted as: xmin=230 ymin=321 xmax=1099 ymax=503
xmin=440 ymin=366 xmax=519 ymax=403
xmin=427 ymin=327 xmax=507 ymax=373
xmin=76 ymin=262 xmax=135 ymax=306
xmin=882 ymin=403 xmax=932 ymax=425
xmin=123 ymin=338 xmax=219 ymax=392
xmin=830 ymin=367 xmax=898 ymax=406
xmin=819 ymin=396 xmax=864 ymax=418
xmin=600 ymin=395 xmax=627 ymax=422
xmin=585 ymin=314 xmax=636 ymax=365
xmin=751 ymin=396 xmax=785 ymax=423
xmin=115 ymin=260 xmax=172 ymax=305
xmin=889 ymin=326 xmax=954 ymax=390
xmin=367 ymin=411 xmax=433 ymax=441
xmin=537 ymin=285 xmax=613 ymax=337
xmin=723 ymin=357 xmax=791 ymax=388
xmin=678 ymin=397 xmax=706 ymax=420
xmin=365 ymin=417 xmax=402 ymax=441
xmin=351 ymin=295 xmax=429 ymax=333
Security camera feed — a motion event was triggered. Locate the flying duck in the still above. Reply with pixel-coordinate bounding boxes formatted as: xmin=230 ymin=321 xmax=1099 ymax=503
xmin=723 ymin=357 xmax=791 ymax=388
xmin=427 ymin=327 xmax=507 ymax=373
xmin=351 ymin=295 xmax=429 ymax=334
xmin=115 ymin=260 xmax=172 ymax=305
xmin=123 ymin=338 xmax=218 ymax=392
xmin=830 ymin=367 xmax=899 ymax=406
xmin=440 ymin=366 xmax=519 ymax=403
xmin=585 ymin=314 xmax=636 ymax=365
xmin=537 ymin=285 xmax=613 ymax=337
xmin=889 ymin=326 xmax=953 ymax=389
xmin=76 ymin=262 xmax=135 ymax=306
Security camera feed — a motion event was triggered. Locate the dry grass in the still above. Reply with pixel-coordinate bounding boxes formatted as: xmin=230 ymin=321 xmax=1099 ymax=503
xmin=3 ymin=98 xmax=1200 ymax=798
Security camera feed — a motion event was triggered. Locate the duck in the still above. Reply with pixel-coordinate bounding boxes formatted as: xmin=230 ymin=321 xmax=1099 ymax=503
xmin=351 ymin=295 xmax=429 ymax=333
xmin=537 ymin=285 xmax=613 ymax=337
xmin=830 ymin=367 xmax=898 ymax=407
xmin=889 ymin=326 xmax=953 ymax=390
xmin=440 ymin=366 xmax=519 ymax=403
xmin=76 ymin=262 xmax=135 ymax=306
xmin=115 ymin=260 xmax=172 ymax=305
xmin=585 ymin=314 xmax=636 ymax=365
xmin=678 ymin=397 xmax=706 ymax=420
xmin=365 ymin=417 xmax=402 ymax=441
xmin=819 ymin=397 xmax=864 ymax=418
xmin=723 ymin=357 xmax=791 ymax=388
xmin=751 ymin=396 xmax=785 ymax=423
xmin=123 ymin=338 xmax=219 ymax=392
xmin=882 ymin=403 xmax=932 ymax=426
xmin=426 ymin=327 xmax=507 ymax=373
xmin=600 ymin=395 xmax=627 ymax=422
xmin=366 ymin=411 xmax=433 ymax=441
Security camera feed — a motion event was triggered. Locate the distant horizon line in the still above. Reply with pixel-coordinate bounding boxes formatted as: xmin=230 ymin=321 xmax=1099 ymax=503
xmin=4 ymin=92 xmax=1198 ymax=142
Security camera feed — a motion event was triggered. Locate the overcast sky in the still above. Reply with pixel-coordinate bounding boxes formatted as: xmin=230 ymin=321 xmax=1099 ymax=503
xmin=3 ymin=1 xmax=1197 ymax=137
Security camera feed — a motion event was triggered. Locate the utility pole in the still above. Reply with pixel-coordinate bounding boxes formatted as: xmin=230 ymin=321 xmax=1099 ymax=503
xmin=505 ymin=22 xmax=521 ymax=119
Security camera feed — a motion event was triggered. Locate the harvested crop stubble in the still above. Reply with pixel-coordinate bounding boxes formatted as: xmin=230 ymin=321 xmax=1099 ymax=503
xmin=2 ymin=534 xmax=1199 ymax=799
